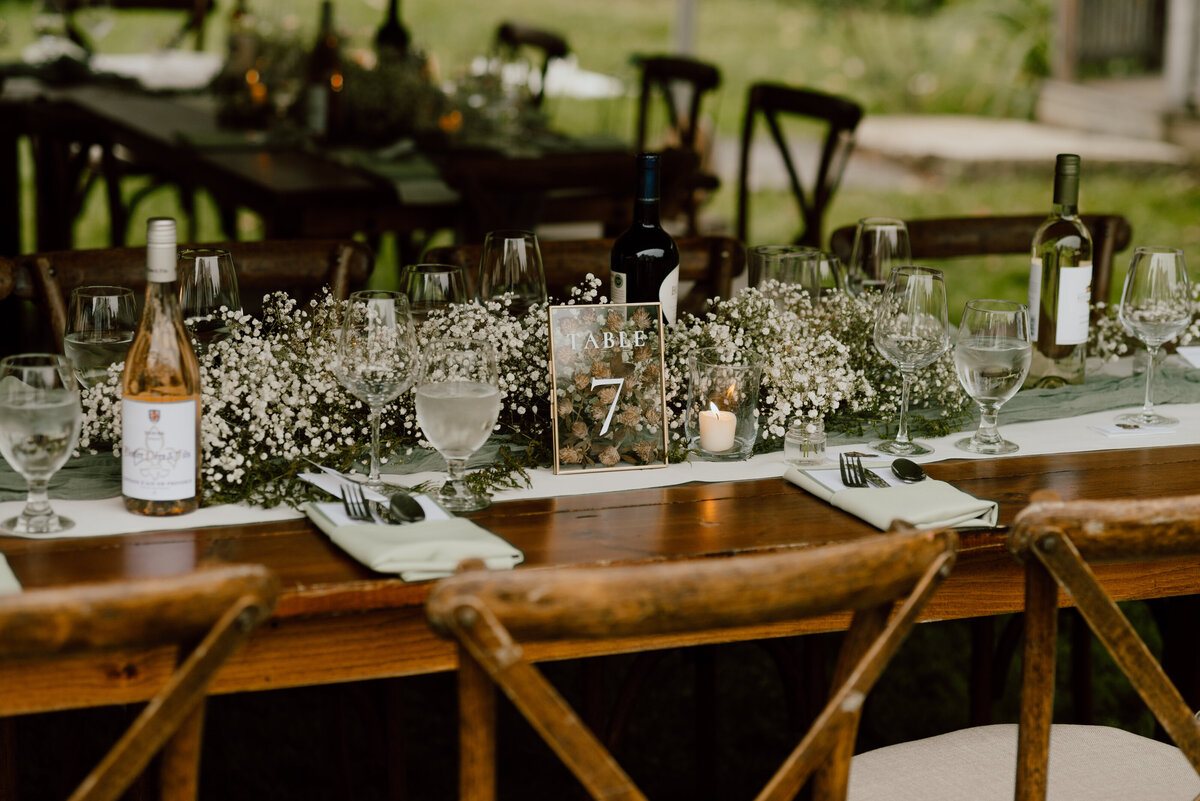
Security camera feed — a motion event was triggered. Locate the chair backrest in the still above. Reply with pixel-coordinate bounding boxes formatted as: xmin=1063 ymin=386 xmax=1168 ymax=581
xmin=634 ymin=55 xmax=721 ymax=156
xmin=493 ymin=21 xmax=570 ymax=109
xmin=0 ymin=564 xmax=278 ymax=801
xmin=828 ymin=214 xmax=1132 ymax=306
xmin=422 ymin=235 xmax=744 ymax=317
xmin=427 ymin=527 xmax=957 ymax=801
xmin=1006 ymin=491 xmax=1200 ymax=800
xmin=736 ymin=82 xmax=864 ymax=249
xmin=6 ymin=238 xmax=372 ymax=353
xmin=58 ymin=0 xmax=215 ymax=52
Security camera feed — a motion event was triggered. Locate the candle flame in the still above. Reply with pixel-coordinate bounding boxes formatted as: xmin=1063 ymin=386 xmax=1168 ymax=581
xmin=708 ymin=401 xmax=720 ymax=414
xmin=723 ymin=381 xmax=738 ymax=404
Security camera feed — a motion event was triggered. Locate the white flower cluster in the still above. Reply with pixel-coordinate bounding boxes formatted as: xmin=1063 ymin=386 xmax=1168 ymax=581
xmin=665 ymin=281 xmax=874 ymax=448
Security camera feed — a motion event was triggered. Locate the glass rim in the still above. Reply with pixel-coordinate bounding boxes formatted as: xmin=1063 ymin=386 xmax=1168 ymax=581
xmin=857 ymin=216 xmax=908 ymax=229
xmin=70 ymin=285 xmax=134 ymax=297
xmin=402 ymin=263 xmax=466 ymax=275
xmin=887 ymin=265 xmax=943 ymax=278
xmin=482 ymin=228 xmax=537 ymax=240
xmin=1132 ymin=245 xmax=1185 ymax=256
xmin=749 ymin=244 xmax=816 ymax=255
xmin=348 ymin=289 xmax=410 ymax=302
xmin=178 ymin=247 xmax=233 ymax=258
xmin=0 ymin=353 xmax=71 ymax=367
xmin=690 ymin=346 xmax=765 ymax=369
xmin=963 ymin=298 xmax=1027 ymax=312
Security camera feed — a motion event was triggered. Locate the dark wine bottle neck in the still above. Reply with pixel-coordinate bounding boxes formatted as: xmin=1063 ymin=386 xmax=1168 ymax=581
xmin=633 ymin=155 xmax=662 ymax=226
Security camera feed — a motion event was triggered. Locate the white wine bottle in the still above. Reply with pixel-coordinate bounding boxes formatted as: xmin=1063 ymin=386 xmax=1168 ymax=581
xmin=122 ymin=218 xmax=202 ymax=515
xmin=1025 ymin=153 xmax=1093 ymax=388
xmin=610 ymin=153 xmax=680 ymax=325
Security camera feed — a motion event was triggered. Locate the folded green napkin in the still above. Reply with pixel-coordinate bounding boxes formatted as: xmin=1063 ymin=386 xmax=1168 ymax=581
xmin=783 ymin=467 xmax=998 ymax=530
xmin=302 ymin=502 xmax=524 ymax=582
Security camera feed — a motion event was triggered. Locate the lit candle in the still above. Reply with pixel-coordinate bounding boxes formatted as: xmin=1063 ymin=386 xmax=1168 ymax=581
xmin=699 ymin=402 xmax=737 ymax=452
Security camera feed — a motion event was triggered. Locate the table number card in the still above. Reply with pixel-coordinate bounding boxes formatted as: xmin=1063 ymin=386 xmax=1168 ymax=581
xmin=548 ymin=303 xmax=669 ymax=474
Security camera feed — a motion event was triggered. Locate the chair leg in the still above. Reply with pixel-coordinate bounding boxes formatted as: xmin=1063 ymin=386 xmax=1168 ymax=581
xmin=1016 ymin=561 xmax=1057 ymax=801
xmin=159 ymin=704 xmax=205 ymax=801
xmin=458 ymin=643 xmax=497 ymax=801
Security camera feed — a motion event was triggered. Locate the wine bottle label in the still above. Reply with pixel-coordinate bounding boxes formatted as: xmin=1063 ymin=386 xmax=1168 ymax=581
xmin=1055 ymin=262 xmax=1092 ymax=345
xmin=122 ymin=397 xmax=198 ymax=501
xmin=306 ymin=84 xmax=328 ymax=136
xmin=610 ymin=271 xmax=628 ymax=304
xmin=659 ymin=265 xmax=679 ymax=326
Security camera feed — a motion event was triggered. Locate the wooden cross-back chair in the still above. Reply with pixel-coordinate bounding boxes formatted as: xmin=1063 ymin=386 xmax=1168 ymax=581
xmin=829 ymin=214 xmax=1133 ymax=306
xmin=57 ymin=0 xmax=214 ymax=53
xmin=848 ymin=491 xmax=1200 ymax=800
xmin=2 ymin=238 xmax=372 ymax=354
xmin=736 ymin=82 xmax=864 ymax=249
xmin=426 ymin=528 xmax=958 ymax=801
xmin=0 ymin=564 xmax=278 ymax=801
xmin=422 ymin=235 xmax=743 ymax=317
xmin=634 ymin=55 xmax=722 ymax=235
xmin=493 ymin=20 xmax=569 ymax=109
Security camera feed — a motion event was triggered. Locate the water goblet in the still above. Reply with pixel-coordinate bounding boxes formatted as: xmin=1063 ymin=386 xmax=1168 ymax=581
xmin=0 ymin=354 xmax=82 ymax=535
xmin=64 ymin=285 xmax=136 ymax=388
xmin=400 ymin=263 xmax=469 ymax=322
xmin=414 ymin=338 xmax=502 ymax=512
xmin=847 ymin=217 xmax=911 ymax=294
xmin=478 ymin=229 xmax=547 ymax=315
xmin=872 ymin=266 xmax=950 ymax=456
xmin=1117 ymin=246 xmax=1193 ymax=427
xmin=953 ymin=299 xmax=1032 ymax=454
xmin=747 ymin=244 xmax=814 ymax=287
xmin=335 ymin=291 xmax=418 ymax=491
xmin=772 ymin=249 xmax=844 ymax=307
xmin=179 ymin=248 xmax=242 ymax=346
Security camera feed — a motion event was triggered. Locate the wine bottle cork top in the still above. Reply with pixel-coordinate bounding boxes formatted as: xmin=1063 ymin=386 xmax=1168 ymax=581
xmin=1055 ymin=153 xmax=1081 ymax=175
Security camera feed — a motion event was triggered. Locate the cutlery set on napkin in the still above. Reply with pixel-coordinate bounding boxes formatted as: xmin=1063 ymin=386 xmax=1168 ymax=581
xmin=783 ymin=456 xmax=998 ymax=530
xmin=299 ymin=466 xmax=524 ymax=582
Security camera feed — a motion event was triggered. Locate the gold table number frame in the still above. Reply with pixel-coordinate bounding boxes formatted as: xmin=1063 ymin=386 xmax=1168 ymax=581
xmin=548 ymin=303 xmax=670 ymax=474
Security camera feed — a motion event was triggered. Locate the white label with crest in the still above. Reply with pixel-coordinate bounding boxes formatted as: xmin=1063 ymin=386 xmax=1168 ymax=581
xmin=122 ymin=398 xmax=197 ymax=500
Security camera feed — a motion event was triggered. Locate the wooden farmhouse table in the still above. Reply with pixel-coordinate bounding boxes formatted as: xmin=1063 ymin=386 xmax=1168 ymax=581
xmin=1 ymin=443 xmax=1199 ymax=717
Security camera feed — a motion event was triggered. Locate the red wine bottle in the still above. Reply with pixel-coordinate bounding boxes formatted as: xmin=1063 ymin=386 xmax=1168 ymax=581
xmin=374 ymin=0 xmax=410 ymax=59
xmin=610 ymin=153 xmax=680 ymax=324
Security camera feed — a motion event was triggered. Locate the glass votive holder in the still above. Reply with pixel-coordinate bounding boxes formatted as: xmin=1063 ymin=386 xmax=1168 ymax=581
xmin=684 ymin=348 xmax=763 ymax=461
xmin=784 ymin=417 xmax=826 ymax=466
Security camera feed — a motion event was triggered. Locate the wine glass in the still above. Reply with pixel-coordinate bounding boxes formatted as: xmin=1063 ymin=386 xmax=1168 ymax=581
xmin=953 ymin=299 xmax=1032 ymax=454
xmin=1117 ymin=246 xmax=1193 ymax=427
xmin=847 ymin=217 xmax=911 ymax=294
xmin=63 ymin=285 xmax=137 ymax=388
xmin=400 ymin=263 xmax=469 ymax=322
xmin=414 ymin=338 xmax=502 ymax=512
xmin=0 ymin=354 xmax=81 ymax=535
xmin=772 ymin=249 xmax=845 ymax=307
xmin=335 ymin=291 xmax=418 ymax=491
xmin=478 ymin=229 xmax=547 ymax=315
xmin=179 ymin=248 xmax=242 ymax=346
xmin=872 ymin=266 xmax=951 ymax=455
xmin=748 ymin=244 xmax=814 ymax=287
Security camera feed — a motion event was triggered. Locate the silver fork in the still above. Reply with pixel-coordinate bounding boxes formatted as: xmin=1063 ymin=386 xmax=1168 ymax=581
xmin=839 ymin=452 xmax=868 ymax=488
xmin=340 ymin=483 xmax=373 ymax=521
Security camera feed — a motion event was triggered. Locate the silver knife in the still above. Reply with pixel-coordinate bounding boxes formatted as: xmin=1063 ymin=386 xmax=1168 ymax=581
xmin=861 ymin=466 xmax=890 ymax=488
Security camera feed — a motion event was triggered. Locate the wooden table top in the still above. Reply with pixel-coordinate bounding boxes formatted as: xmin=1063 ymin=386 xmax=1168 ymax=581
xmin=2 ymin=442 xmax=1198 ymax=715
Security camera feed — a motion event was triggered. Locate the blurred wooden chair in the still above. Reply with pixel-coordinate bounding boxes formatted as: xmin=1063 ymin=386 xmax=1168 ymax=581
xmin=633 ymin=54 xmax=722 ymax=235
xmin=423 ymin=235 xmax=743 ymax=316
xmin=829 ymin=214 xmax=1133 ymax=306
xmin=0 ymin=564 xmax=278 ymax=801
xmin=848 ymin=491 xmax=1200 ymax=800
xmin=493 ymin=21 xmax=569 ymax=109
xmin=58 ymin=0 xmax=214 ymax=53
xmin=736 ymin=82 xmax=863 ymax=249
xmin=427 ymin=528 xmax=957 ymax=801
xmin=3 ymin=238 xmax=372 ymax=353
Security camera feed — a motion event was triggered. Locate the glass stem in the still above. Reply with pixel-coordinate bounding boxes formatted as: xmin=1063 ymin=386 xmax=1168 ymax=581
xmin=1142 ymin=345 xmax=1160 ymax=418
xmin=976 ymin=403 xmax=1002 ymax=445
xmin=894 ymin=370 xmax=915 ymax=447
xmin=368 ymin=406 xmax=382 ymax=485
xmin=443 ymin=457 xmax=469 ymax=498
xmin=23 ymin=477 xmax=52 ymax=520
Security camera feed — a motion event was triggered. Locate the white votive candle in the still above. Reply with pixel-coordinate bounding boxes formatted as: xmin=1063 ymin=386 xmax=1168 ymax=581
xmin=699 ymin=402 xmax=737 ymax=452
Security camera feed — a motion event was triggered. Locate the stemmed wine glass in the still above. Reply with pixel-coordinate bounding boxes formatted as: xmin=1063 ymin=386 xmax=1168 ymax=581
xmin=872 ymin=266 xmax=950 ymax=455
xmin=953 ymin=299 xmax=1032 ymax=454
xmin=0 ymin=354 xmax=81 ymax=535
xmin=478 ymin=229 xmax=547 ymax=315
xmin=335 ymin=291 xmax=418 ymax=491
xmin=772 ymin=249 xmax=845 ymax=307
xmin=179 ymin=248 xmax=242 ymax=346
xmin=414 ymin=338 xmax=502 ymax=512
xmin=1117 ymin=246 xmax=1193 ymax=427
xmin=63 ymin=285 xmax=137 ymax=388
xmin=847 ymin=217 xmax=911 ymax=294
xmin=400 ymin=263 xmax=469 ymax=322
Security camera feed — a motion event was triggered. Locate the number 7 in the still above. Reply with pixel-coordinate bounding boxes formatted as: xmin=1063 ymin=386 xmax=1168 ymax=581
xmin=590 ymin=377 xmax=625 ymax=436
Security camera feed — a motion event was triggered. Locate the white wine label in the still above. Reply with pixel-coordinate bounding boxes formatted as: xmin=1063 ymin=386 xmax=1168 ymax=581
xmin=1028 ymin=257 xmax=1042 ymax=340
xmin=610 ymin=270 xmax=628 ymax=304
xmin=1055 ymin=262 xmax=1093 ymax=345
xmin=122 ymin=397 xmax=198 ymax=500
xmin=658 ymin=265 xmax=680 ymax=326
